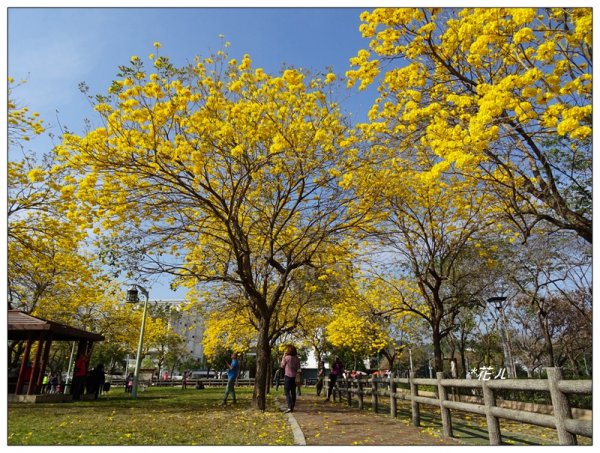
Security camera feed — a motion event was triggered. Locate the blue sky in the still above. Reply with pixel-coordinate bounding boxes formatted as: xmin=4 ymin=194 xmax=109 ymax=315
xmin=6 ymin=4 xmax=379 ymax=299
xmin=5 ymin=2 xmax=596 ymax=301
xmin=8 ymin=7 xmax=374 ymax=148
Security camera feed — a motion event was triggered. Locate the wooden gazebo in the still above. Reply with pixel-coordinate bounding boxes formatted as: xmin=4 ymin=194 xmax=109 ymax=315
xmin=8 ymin=310 xmax=104 ymax=396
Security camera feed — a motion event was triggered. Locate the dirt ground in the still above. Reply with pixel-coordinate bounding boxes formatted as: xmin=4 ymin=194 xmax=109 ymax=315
xmin=277 ymin=393 xmax=461 ymax=446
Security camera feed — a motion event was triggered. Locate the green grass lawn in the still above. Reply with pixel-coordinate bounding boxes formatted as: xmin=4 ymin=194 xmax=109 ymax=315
xmin=7 ymin=386 xmax=294 ymax=446
xmin=8 ymin=385 xmax=591 ymax=446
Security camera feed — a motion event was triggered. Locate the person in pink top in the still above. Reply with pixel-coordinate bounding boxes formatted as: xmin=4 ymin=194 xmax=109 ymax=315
xmin=280 ymin=345 xmax=301 ymax=413
xmin=325 ymin=356 xmax=344 ymax=402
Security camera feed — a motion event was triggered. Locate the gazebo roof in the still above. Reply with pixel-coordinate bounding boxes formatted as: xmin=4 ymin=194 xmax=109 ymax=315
xmin=7 ymin=310 xmax=105 ymax=342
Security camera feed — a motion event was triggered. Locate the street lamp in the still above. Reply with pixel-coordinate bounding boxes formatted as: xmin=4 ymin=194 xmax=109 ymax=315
xmin=487 ymin=296 xmax=516 ymax=378
xmin=428 ymin=352 xmax=433 ymax=379
xmin=126 ymin=284 xmax=150 ymax=398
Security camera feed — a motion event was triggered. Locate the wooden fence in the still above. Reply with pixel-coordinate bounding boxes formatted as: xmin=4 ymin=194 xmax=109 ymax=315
xmin=328 ymin=367 xmax=591 ymax=446
xmin=108 ymin=377 xmax=255 ymax=389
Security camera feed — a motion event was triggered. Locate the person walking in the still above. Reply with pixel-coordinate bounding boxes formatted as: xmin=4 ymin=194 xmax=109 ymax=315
xmin=295 ymin=368 xmax=303 ymax=396
xmin=220 ymin=352 xmax=239 ymax=405
xmin=42 ymin=374 xmax=49 ymax=394
xmin=273 ymin=367 xmax=282 ymax=391
xmin=315 ymin=362 xmax=325 ymax=397
xmin=125 ymin=372 xmax=134 ymax=393
xmin=71 ymin=351 xmax=89 ymax=400
xmin=49 ymin=373 xmax=58 ymax=394
xmin=280 ymin=345 xmax=301 ymax=413
xmin=87 ymin=364 xmax=105 ymax=399
xmin=325 ymin=356 xmax=344 ymax=402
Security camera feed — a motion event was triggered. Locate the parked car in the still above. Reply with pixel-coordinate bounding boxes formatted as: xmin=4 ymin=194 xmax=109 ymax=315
xmin=190 ymin=370 xmax=217 ymax=380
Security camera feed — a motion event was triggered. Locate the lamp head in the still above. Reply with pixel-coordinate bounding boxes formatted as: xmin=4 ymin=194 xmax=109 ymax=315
xmin=126 ymin=286 xmax=140 ymax=303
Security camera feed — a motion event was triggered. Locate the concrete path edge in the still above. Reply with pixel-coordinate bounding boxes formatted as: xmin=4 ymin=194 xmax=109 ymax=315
xmin=277 ymin=401 xmax=306 ymax=445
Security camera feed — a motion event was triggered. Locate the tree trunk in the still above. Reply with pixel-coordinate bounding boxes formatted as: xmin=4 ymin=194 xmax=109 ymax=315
xmin=252 ymin=318 xmax=271 ymax=410
xmin=266 ymin=359 xmax=272 ymax=394
xmin=382 ymin=349 xmax=395 ymax=374
xmin=538 ymin=311 xmax=555 ymax=366
xmin=459 ymin=345 xmax=467 ymax=379
xmin=432 ymin=327 xmax=444 ymax=372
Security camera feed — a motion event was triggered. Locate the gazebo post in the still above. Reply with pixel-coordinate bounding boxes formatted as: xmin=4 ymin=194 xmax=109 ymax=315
xmin=77 ymin=341 xmax=87 ymax=357
xmin=15 ymin=335 xmax=33 ymax=395
xmin=28 ymin=335 xmax=44 ymax=395
xmin=34 ymin=337 xmax=53 ymax=394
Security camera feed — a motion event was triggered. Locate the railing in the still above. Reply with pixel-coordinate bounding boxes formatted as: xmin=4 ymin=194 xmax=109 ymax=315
xmin=107 ymin=377 xmax=256 ymax=389
xmin=200 ymin=378 xmax=255 ymax=387
xmin=328 ymin=367 xmax=592 ymax=446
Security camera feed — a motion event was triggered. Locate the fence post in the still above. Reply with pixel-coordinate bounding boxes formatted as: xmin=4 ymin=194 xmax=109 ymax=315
xmin=389 ymin=376 xmax=397 ymax=417
xmin=409 ymin=371 xmax=420 ymax=427
xmin=372 ymin=377 xmax=379 ymax=412
xmin=546 ymin=367 xmax=577 ymax=446
xmin=481 ymin=379 xmax=501 ymax=445
xmin=357 ymin=378 xmax=364 ymax=410
xmin=346 ymin=378 xmax=352 ymax=406
xmin=436 ymin=372 xmax=453 ymax=438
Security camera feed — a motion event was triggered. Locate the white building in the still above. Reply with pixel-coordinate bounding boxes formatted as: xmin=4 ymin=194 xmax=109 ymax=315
xmin=151 ymin=299 xmax=205 ymax=361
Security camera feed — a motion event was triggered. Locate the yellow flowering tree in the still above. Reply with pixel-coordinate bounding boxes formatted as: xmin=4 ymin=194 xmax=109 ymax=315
xmin=58 ymin=47 xmax=364 ymax=409
xmin=8 ymin=81 xmax=130 ymax=371
xmin=8 ymin=77 xmax=45 ymax=147
xmin=142 ymin=313 xmax=187 ymax=376
xmin=326 ymin=305 xmax=379 ymax=359
xmin=202 ymin=296 xmax=256 ymax=360
xmin=75 ymin=297 xmax=188 ymax=376
xmin=345 ymin=120 xmax=502 ymax=372
xmin=270 ymin=263 xmax=353 ymax=368
xmin=8 ymin=79 xmax=107 ymax=318
xmin=325 ymin=277 xmax=409 ymax=371
xmin=294 ymin=309 xmax=332 ymax=368
xmin=347 ymin=8 xmax=592 ymax=243
xmin=201 ymin=258 xmax=349 ymax=379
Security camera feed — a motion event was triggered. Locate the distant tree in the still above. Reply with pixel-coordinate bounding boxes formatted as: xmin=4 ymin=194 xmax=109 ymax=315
xmin=146 ymin=315 xmax=187 ymax=377
xmin=510 ymin=233 xmax=592 ymax=368
xmin=8 ymin=79 xmax=122 ymax=369
xmin=325 ymin=274 xmax=414 ymax=373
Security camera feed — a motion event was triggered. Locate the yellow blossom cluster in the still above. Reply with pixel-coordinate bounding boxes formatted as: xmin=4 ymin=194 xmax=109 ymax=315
xmin=347 ymin=7 xmax=592 ymax=173
xmin=345 ymin=7 xmax=591 ymax=247
xmin=8 ymin=78 xmax=45 ymax=144
xmin=202 ymin=304 xmax=255 ymax=359
xmin=325 ymin=278 xmax=410 ymax=355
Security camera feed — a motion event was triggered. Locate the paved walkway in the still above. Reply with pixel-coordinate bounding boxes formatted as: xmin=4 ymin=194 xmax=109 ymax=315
xmin=277 ymin=393 xmax=461 ymax=446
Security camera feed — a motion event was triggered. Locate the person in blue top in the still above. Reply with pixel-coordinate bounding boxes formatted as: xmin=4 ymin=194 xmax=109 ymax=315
xmin=220 ymin=352 xmax=239 ymax=405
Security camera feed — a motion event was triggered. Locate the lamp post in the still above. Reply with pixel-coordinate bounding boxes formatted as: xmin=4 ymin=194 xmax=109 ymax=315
xmin=126 ymin=284 xmax=150 ymax=398
xmin=487 ymin=296 xmax=516 ymax=378
xmin=428 ymin=352 xmax=433 ymax=379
